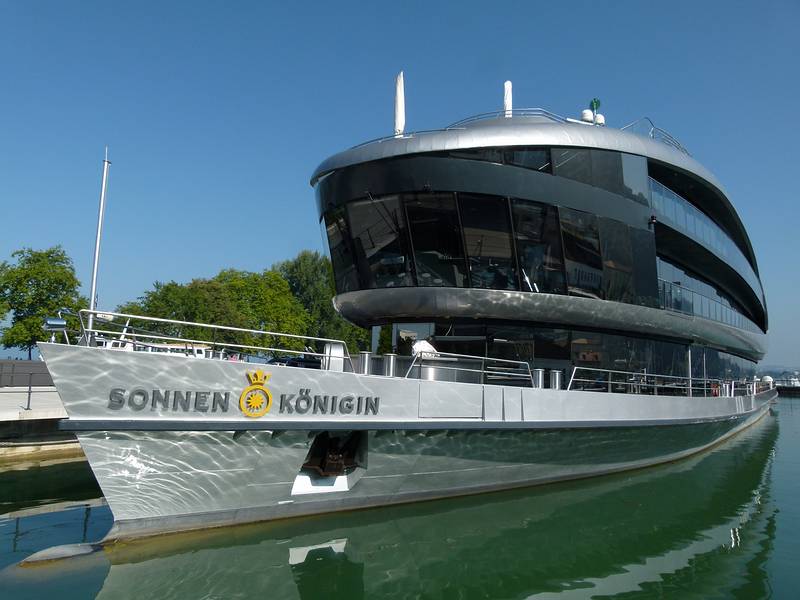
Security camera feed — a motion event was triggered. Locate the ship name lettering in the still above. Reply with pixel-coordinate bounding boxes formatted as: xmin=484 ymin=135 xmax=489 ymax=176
xmin=277 ymin=389 xmax=380 ymax=415
xmin=107 ymin=387 xmax=379 ymax=416
xmin=108 ymin=389 xmax=231 ymax=413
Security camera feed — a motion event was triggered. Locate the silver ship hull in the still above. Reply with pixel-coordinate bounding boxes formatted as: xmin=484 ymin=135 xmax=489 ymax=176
xmin=39 ymin=343 xmax=774 ymax=540
xmin=89 ymin=415 xmax=780 ymax=599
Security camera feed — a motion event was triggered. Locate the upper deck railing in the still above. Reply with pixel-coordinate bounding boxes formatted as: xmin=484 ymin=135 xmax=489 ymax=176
xmin=403 ymin=351 xmax=535 ymax=387
xmin=344 ymin=108 xmax=690 ymax=156
xmin=69 ymin=309 xmax=359 ymax=371
xmin=446 ymin=108 xmax=568 ymax=128
xmin=44 ymin=310 xmax=771 ymax=397
xmin=567 ymin=366 xmax=771 ymax=397
xmin=620 ymin=117 xmax=690 ymax=155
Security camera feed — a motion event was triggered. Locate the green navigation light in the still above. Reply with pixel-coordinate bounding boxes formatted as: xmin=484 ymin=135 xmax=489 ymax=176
xmin=590 ymin=98 xmax=601 ymax=112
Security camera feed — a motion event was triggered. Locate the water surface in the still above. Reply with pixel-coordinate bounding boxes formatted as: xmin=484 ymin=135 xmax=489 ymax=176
xmin=1 ymin=400 xmax=799 ymax=599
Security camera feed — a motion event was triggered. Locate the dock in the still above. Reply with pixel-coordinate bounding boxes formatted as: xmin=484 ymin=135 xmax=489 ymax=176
xmin=0 ymin=360 xmax=79 ymax=459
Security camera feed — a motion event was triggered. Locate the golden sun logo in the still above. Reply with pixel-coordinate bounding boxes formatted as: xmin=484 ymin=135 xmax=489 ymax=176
xmin=239 ymin=369 xmax=272 ymax=418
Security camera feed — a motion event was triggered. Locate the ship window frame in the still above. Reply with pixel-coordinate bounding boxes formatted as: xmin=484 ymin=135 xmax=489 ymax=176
xmin=456 ymin=193 xmax=519 ymax=292
xmin=404 ymin=192 xmax=470 ymax=289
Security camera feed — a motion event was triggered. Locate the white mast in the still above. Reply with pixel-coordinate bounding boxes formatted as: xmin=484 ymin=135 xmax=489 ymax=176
xmin=394 ymin=71 xmax=405 ymax=136
xmin=87 ymin=147 xmax=111 ymax=337
xmin=504 ymin=80 xmax=513 ymax=118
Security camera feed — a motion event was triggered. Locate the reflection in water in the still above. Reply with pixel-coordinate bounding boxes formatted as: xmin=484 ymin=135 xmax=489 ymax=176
xmin=0 ymin=456 xmax=100 ymax=514
xmin=0 ymin=411 xmax=784 ymax=599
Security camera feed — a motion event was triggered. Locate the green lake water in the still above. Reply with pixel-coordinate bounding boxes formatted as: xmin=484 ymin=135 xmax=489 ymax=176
xmin=1 ymin=399 xmax=798 ymax=599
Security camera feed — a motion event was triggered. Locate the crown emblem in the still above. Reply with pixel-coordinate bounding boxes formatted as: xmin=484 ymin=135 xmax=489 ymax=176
xmin=246 ymin=369 xmax=270 ymax=386
xmin=239 ymin=369 xmax=273 ymax=418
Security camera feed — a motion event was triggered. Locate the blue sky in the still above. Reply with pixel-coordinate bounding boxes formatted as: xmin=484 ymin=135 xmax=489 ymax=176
xmin=1 ymin=1 xmax=797 ymax=366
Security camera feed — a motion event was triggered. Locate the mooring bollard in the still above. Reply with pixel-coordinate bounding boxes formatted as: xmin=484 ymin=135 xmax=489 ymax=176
xmin=359 ymin=351 xmax=372 ymax=375
xmin=383 ymin=353 xmax=397 ymax=377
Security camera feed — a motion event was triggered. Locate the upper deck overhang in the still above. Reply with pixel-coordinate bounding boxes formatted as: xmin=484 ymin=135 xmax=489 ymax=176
xmin=334 ymin=287 xmax=768 ymax=362
xmin=310 ymin=116 xmax=759 ymax=275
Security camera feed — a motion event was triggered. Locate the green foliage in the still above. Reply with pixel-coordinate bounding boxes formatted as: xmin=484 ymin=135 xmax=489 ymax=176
xmin=377 ymin=325 xmax=393 ymax=354
xmin=0 ymin=246 xmax=86 ymax=358
xmin=273 ymin=250 xmax=370 ymax=352
xmin=118 ymin=269 xmax=310 ymax=352
xmin=117 ymin=249 xmax=370 ymax=358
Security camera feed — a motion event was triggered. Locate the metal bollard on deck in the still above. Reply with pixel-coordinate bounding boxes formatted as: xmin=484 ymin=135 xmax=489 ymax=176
xmin=359 ymin=351 xmax=372 ymax=375
xmin=383 ymin=353 xmax=397 ymax=377
xmin=532 ymin=368 xmax=544 ymax=389
xmin=549 ymin=369 xmax=562 ymax=390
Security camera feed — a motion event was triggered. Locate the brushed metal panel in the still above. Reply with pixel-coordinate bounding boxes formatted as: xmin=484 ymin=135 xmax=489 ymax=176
xmin=333 ymin=287 xmax=767 ymax=361
xmin=503 ymin=387 xmax=522 ymax=421
xmin=311 ymin=119 xmax=724 ymax=196
xmin=483 ymin=385 xmax=503 ymax=421
xmin=79 ymin=405 xmax=768 ymax=540
xmin=419 ymin=380 xmax=482 ymax=418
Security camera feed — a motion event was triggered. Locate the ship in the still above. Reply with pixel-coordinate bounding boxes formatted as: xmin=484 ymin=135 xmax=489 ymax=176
xmin=36 ymin=80 xmax=774 ymax=547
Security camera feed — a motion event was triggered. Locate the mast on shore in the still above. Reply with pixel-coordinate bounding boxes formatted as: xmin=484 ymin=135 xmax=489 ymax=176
xmin=87 ymin=148 xmax=111 ymax=337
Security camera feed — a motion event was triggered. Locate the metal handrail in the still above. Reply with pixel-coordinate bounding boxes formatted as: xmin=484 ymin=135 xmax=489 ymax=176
xmin=76 ymin=309 xmax=356 ymax=371
xmin=447 ymin=108 xmax=568 ymax=128
xmin=403 ymin=351 xmax=534 ymax=386
xmin=86 ymin=327 xmax=334 ymax=362
xmin=566 ymin=366 xmax=747 ymax=397
xmin=620 ymin=117 xmax=690 ymax=155
xmin=347 ymin=109 xmax=566 ymax=151
xmin=345 ymin=108 xmax=688 ymax=156
xmin=658 ymin=278 xmax=761 ymax=334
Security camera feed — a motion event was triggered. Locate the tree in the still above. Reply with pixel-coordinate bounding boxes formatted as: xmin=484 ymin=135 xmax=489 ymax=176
xmin=118 ymin=269 xmax=310 ymax=353
xmin=273 ymin=250 xmax=370 ymax=353
xmin=0 ymin=246 xmax=86 ymax=359
xmin=214 ymin=269 xmax=311 ymax=350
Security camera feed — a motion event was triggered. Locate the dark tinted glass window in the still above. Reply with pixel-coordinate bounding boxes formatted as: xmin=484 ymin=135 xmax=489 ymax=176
xmin=533 ymin=328 xmax=571 ymax=366
xmin=621 ymin=153 xmax=650 ymax=205
xmin=484 ymin=326 xmax=572 ymax=374
xmin=405 ymin=193 xmax=468 ymax=287
xmin=347 ymin=196 xmax=414 ymax=289
xmin=444 ymin=147 xmax=551 ymax=173
xmin=448 ymin=148 xmax=504 ymax=163
xmin=433 ymin=323 xmax=487 ymax=357
xmin=559 ymin=207 xmax=603 ymax=299
xmin=552 ymin=148 xmax=592 ymax=185
xmin=324 ymin=207 xmax=358 ymax=294
xmin=571 ymin=331 xmax=686 ymax=378
xmin=599 ymin=218 xmax=635 ymax=304
xmin=553 ymin=148 xmax=651 ymax=205
xmin=652 ymin=339 xmax=688 ymax=377
xmin=691 ymin=345 xmax=705 ymax=379
xmin=504 ymin=148 xmax=551 ymax=172
xmin=458 ymin=194 xmax=518 ymax=290
xmin=601 ymin=334 xmax=653 ymax=373
xmin=630 ymin=229 xmax=659 ymax=307
xmin=571 ymin=330 xmax=605 ymax=369
xmin=511 ymin=199 xmax=566 ymax=294
xmin=486 ymin=326 xmax=535 ymax=365
xmin=591 ymin=150 xmax=625 ymax=196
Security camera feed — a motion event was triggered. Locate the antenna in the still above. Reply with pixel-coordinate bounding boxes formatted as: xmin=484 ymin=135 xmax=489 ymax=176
xmin=504 ymin=81 xmax=513 ymax=118
xmin=394 ymin=71 xmax=405 ymax=136
xmin=590 ymin=98 xmax=601 ymax=124
xmin=87 ymin=148 xmax=111 ymax=339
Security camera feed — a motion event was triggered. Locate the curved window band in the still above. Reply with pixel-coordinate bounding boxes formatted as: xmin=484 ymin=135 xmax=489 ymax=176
xmin=323 ymin=192 xmax=762 ymax=334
